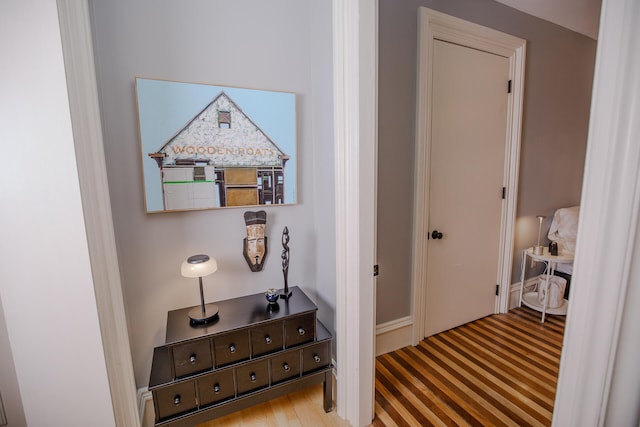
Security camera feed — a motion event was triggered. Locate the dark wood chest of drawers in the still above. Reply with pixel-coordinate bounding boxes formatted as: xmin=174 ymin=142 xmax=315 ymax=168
xmin=149 ymin=286 xmax=333 ymax=426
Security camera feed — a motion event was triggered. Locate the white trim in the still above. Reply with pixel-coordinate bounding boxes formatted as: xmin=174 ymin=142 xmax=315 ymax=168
xmin=56 ymin=2 xmax=141 ymax=426
xmin=411 ymin=8 xmax=526 ymax=345
xmin=375 ymin=316 xmax=413 ymax=356
xmin=137 ymin=388 xmax=153 ymax=427
xmin=553 ymin=0 xmax=640 ymax=424
xmin=376 ymin=315 xmax=413 ymax=335
xmin=333 ymin=0 xmax=377 ymax=425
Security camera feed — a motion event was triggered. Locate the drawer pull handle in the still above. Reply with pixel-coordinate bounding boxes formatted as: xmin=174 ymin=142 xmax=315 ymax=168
xmin=297 ymin=327 xmax=305 ymax=336
xmin=189 ymin=354 xmax=197 ymax=364
xmin=313 ymin=354 xmax=321 ymax=363
xmin=283 ymin=362 xmax=290 ymax=372
xmin=173 ymin=395 xmax=181 ymax=405
xmin=265 ymin=336 xmax=272 ymax=344
xmin=250 ymin=372 xmax=257 ymax=382
xmin=229 ymin=344 xmax=236 ymax=353
xmin=213 ymin=383 xmax=221 ymax=393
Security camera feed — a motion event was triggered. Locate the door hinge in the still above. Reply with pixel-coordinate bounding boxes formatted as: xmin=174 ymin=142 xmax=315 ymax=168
xmin=373 ymin=264 xmax=379 ymax=277
xmin=495 ymin=284 xmax=500 ymax=296
xmin=502 ymin=187 xmax=506 ymax=199
xmin=507 ymin=79 xmax=512 ymax=93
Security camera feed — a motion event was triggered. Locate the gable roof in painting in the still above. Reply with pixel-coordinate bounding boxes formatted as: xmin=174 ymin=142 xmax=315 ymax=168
xmin=149 ymin=91 xmax=290 ymax=168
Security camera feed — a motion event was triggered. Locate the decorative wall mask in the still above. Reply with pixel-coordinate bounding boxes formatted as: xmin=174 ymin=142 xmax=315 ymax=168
xmin=243 ymin=210 xmax=268 ymax=271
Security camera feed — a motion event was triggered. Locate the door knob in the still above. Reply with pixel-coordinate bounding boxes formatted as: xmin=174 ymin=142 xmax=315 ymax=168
xmin=431 ymin=230 xmax=443 ymax=239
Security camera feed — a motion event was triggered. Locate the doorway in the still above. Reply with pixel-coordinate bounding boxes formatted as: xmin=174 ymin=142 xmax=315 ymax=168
xmin=425 ymin=39 xmax=510 ymax=336
xmin=411 ymin=8 xmax=527 ymax=343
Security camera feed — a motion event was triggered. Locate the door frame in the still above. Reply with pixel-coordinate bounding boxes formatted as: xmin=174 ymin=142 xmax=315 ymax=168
xmin=411 ymin=8 xmax=526 ymax=344
xmin=333 ymin=0 xmax=378 ymax=425
xmin=57 ymin=0 xmax=141 ymax=424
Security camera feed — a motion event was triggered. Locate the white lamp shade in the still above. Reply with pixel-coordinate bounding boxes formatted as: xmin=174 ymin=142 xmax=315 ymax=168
xmin=181 ymin=254 xmax=218 ymax=278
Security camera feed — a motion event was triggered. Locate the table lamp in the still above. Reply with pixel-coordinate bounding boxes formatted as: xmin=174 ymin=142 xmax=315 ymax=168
xmin=181 ymin=254 xmax=219 ymax=324
xmin=534 ymin=215 xmax=545 ymax=255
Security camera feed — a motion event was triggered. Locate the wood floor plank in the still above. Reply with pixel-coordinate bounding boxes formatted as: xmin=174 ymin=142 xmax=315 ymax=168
xmin=466 ymin=319 xmax=560 ymax=363
xmin=196 ymin=382 xmax=348 ymax=427
xmin=373 ymin=401 xmax=392 ymax=427
xmin=429 ymin=333 xmax=552 ymax=425
xmin=389 ymin=350 xmax=490 ymax=427
xmin=377 ymin=357 xmax=455 ymax=427
xmin=372 ymin=307 xmax=565 ymax=427
xmin=464 ymin=321 xmax=560 ymax=377
xmin=375 ymin=376 xmax=423 ymax=426
xmin=483 ymin=316 xmax=563 ymax=355
xmin=446 ymin=328 xmax=556 ymax=409
xmin=490 ymin=313 xmax=564 ymax=347
xmin=452 ymin=322 xmax=560 ymax=387
xmin=416 ymin=339 xmax=544 ymax=427
xmin=401 ymin=346 xmax=515 ymax=426
xmin=379 ymin=355 xmax=468 ymax=426
xmin=452 ymin=324 xmax=560 ymax=386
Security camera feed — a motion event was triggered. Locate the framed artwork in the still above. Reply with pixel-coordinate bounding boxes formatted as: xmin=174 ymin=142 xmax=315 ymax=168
xmin=135 ymin=78 xmax=297 ymax=213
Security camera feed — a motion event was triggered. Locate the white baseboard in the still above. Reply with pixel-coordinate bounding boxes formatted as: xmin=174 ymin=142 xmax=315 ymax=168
xmin=375 ymin=316 xmax=413 ymax=356
xmin=137 ymin=387 xmax=153 ymax=427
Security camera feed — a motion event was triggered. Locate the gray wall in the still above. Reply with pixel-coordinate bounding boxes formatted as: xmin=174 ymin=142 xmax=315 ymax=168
xmin=377 ymin=0 xmax=596 ymax=323
xmin=89 ymin=0 xmax=334 ymax=388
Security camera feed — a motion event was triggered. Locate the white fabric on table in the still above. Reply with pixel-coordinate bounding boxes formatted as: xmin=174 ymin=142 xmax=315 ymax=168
xmin=547 ymin=206 xmax=579 ymax=274
xmin=537 ymin=275 xmax=567 ymax=308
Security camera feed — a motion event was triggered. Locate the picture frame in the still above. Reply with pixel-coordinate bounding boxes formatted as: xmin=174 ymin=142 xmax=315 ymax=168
xmin=135 ymin=77 xmax=297 ymax=213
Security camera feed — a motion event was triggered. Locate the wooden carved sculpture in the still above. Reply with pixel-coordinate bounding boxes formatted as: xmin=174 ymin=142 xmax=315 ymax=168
xmin=281 ymin=226 xmax=292 ymax=299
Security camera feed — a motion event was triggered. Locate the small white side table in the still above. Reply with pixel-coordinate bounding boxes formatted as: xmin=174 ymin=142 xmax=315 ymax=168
xmin=518 ymin=247 xmax=574 ymax=322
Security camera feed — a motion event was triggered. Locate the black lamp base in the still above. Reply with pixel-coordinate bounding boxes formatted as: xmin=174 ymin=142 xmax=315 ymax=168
xmin=280 ymin=288 xmax=293 ymax=299
xmin=188 ymin=303 xmax=219 ymax=324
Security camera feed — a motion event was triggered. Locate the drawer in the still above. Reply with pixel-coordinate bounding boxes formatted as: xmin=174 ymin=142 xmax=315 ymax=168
xmin=270 ymin=349 xmax=301 ymax=384
xmin=171 ymin=339 xmax=213 ymax=378
xmin=250 ymin=321 xmax=283 ymax=357
xmin=213 ymin=330 xmax=250 ymax=367
xmin=197 ymin=367 xmax=235 ymax=407
xmin=236 ymin=359 xmax=270 ymax=394
xmin=302 ymin=341 xmax=331 ymax=374
xmin=284 ymin=313 xmax=315 ymax=348
xmin=153 ymin=381 xmax=197 ymax=421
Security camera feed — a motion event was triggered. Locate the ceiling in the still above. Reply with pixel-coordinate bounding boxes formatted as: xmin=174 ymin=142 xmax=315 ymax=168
xmin=495 ymin=0 xmax=602 ymax=39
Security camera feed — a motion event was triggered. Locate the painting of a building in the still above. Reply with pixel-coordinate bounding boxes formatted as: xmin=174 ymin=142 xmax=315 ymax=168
xmin=146 ymin=90 xmax=291 ymax=211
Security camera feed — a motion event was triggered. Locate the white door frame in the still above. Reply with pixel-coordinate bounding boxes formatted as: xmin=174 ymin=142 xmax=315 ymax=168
xmin=411 ymin=8 xmax=526 ymax=344
xmin=333 ymin=0 xmax=378 ymax=425
xmin=57 ymin=1 xmax=141 ymax=425
xmin=553 ymin=0 xmax=640 ymax=423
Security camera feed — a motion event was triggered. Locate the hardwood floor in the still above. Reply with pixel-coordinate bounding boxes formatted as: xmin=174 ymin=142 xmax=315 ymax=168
xmin=193 ymin=307 xmax=564 ymax=426
xmin=373 ymin=307 xmax=566 ymax=427
xmin=196 ymin=377 xmax=349 ymax=427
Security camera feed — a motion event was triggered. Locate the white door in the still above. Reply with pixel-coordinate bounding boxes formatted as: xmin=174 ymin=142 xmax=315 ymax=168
xmin=425 ymin=39 xmax=510 ymax=336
